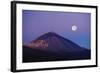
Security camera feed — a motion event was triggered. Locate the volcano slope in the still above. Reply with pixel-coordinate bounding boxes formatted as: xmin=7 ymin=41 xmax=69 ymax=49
xmin=23 ymin=32 xmax=91 ymax=62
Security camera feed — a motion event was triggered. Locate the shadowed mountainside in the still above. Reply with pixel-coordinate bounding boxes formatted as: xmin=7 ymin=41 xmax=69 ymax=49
xmin=23 ymin=32 xmax=91 ymax=62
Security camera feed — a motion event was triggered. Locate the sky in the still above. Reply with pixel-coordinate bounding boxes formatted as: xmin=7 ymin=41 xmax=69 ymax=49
xmin=22 ymin=10 xmax=91 ymax=49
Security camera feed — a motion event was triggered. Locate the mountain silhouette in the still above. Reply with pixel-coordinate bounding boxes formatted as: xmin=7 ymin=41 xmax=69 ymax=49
xmin=23 ymin=32 xmax=91 ymax=62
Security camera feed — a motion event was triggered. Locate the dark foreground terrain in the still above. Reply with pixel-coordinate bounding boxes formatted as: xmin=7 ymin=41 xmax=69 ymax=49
xmin=23 ymin=47 xmax=90 ymax=62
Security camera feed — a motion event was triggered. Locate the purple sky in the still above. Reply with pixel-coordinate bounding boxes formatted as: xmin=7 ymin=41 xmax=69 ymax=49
xmin=22 ymin=10 xmax=91 ymax=49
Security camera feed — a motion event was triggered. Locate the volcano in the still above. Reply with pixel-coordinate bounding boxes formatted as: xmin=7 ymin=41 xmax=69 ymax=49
xmin=23 ymin=32 xmax=91 ymax=62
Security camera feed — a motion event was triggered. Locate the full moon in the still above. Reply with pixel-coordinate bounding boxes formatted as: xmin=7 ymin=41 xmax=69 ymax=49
xmin=72 ymin=25 xmax=77 ymax=31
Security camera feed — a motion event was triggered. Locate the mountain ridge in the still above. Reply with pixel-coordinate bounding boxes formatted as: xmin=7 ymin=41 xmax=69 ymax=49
xmin=23 ymin=32 xmax=90 ymax=62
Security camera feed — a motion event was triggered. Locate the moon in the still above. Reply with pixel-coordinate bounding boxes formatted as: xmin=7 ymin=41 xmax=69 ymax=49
xmin=72 ymin=25 xmax=77 ymax=31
